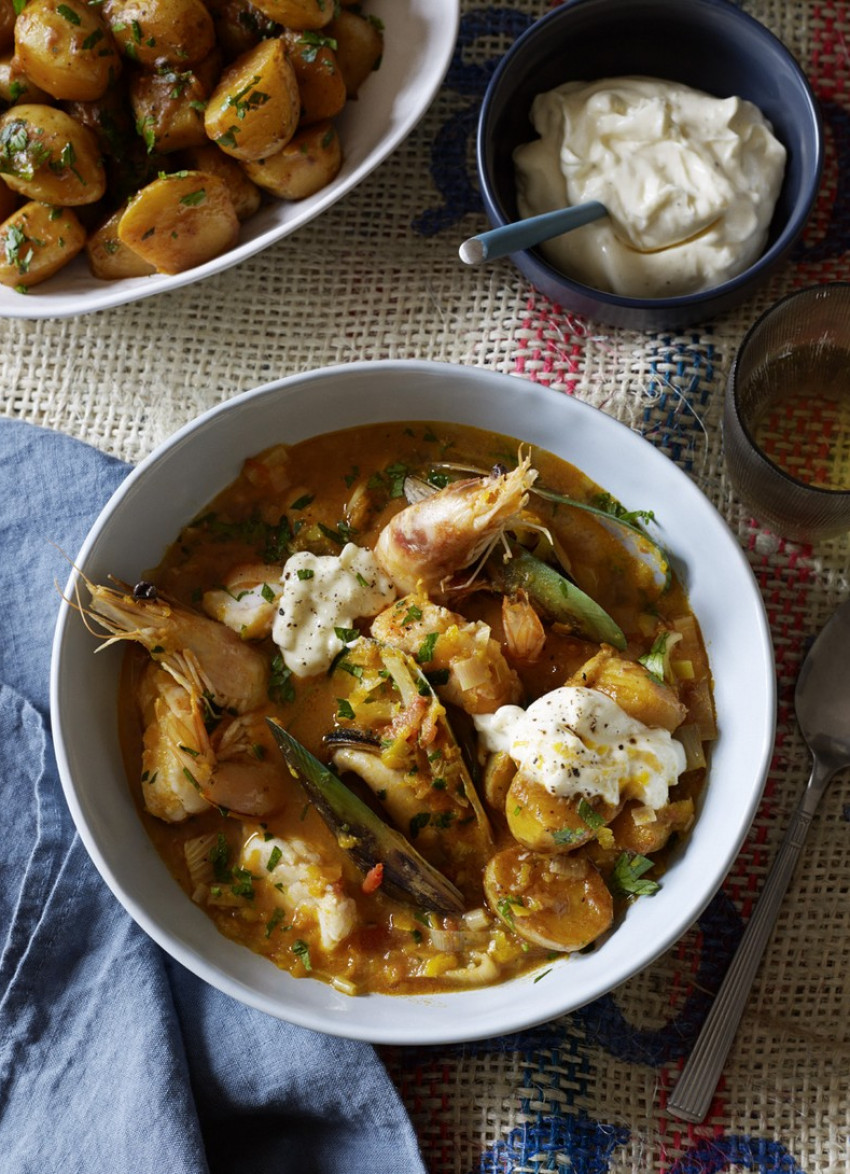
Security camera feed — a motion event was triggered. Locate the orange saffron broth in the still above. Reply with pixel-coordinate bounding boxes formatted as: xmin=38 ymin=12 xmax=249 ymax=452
xmin=117 ymin=421 xmax=714 ymax=995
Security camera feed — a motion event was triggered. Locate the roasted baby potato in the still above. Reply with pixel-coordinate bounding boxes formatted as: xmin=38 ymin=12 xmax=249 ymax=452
xmin=102 ymin=0 xmax=215 ymax=68
xmin=0 ymin=52 xmax=51 ymax=106
xmin=608 ymin=797 xmax=695 ymax=856
xmin=242 ymin=120 xmax=341 ymax=199
xmin=117 ymin=170 xmax=239 ymax=274
xmin=281 ymin=29 xmax=346 ymax=125
xmin=505 ymin=770 xmax=620 ymax=854
xmin=0 ymin=0 xmax=382 ymax=292
xmin=207 ymin=0 xmax=280 ymax=61
xmin=0 ymin=104 xmax=106 ymax=204
xmin=484 ymin=845 xmax=614 ymax=953
xmin=568 ymin=647 xmax=687 ymax=732
xmin=250 ymin=0 xmax=333 ymax=31
xmin=130 ymin=64 xmax=217 ymax=155
xmin=14 ymin=0 xmax=121 ymax=102
xmin=86 ymin=205 xmax=157 ymax=280
xmin=178 ymin=143 xmax=261 ymax=220
xmin=63 ymin=88 xmax=138 ymax=160
xmin=203 ymin=37 xmax=299 ymax=162
xmin=327 ymin=9 xmax=383 ymax=98
xmin=0 ymin=200 xmax=86 ymax=287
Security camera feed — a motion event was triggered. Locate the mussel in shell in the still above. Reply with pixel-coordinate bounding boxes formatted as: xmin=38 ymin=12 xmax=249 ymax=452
xmin=266 ymin=718 xmax=465 ymax=915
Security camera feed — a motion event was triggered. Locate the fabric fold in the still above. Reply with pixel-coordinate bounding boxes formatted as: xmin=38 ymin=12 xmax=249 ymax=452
xmin=0 ymin=419 xmax=426 ymax=1174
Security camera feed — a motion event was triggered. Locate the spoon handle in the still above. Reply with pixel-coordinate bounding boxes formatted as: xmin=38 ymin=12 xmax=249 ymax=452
xmin=458 ymin=201 xmax=607 ymax=265
xmin=666 ymin=768 xmax=827 ymax=1123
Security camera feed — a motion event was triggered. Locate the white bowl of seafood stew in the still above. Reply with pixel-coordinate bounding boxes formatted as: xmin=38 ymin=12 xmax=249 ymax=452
xmin=0 ymin=0 xmax=459 ymax=319
xmin=51 ymin=361 xmax=774 ymax=1044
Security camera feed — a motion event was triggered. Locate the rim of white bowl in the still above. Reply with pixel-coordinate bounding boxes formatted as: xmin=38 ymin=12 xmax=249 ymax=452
xmin=50 ymin=360 xmax=776 ymax=1042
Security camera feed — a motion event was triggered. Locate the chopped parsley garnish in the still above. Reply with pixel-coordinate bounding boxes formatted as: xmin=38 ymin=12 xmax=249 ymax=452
xmin=268 ymin=654 xmax=295 ymax=704
xmin=317 ymin=522 xmax=346 ymax=547
xmin=263 ymin=515 xmax=293 ymax=562
xmin=296 ymin=568 xmax=314 ymax=580
xmin=179 ymin=188 xmax=206 ymax=206
xmin=264 ymin=908 xmax=288 ymax=938
xmin=266 ymin=845 xmax=282 ymax=871
xmin=336 ymin=698 xmax=355 ymax=720
xmin=296 ymin=30 xmax=338 ymax=61
xmin=230 ymin=867 xmax=255 ymax=898
xmin=591 ymin=492 xmax=656 ymax=529
xmin=216 ymin=127 xmax=239 ymax=149
xmin=334 ymin=658 xmax=363 ymax=679
xmin=608 ymin=852 xmax=660 ymax=898
xmin=210 ymin=834 xmax=231 ymax=883
xmin=290 ymin=493 xmax=314 ymax=510
xmin=334 ymin=626 xmax=359 ymax=645
xmin=496 ymin=895 xmax=524 ymax=929
xmin=57 ymin=3 xmax=81 ymax=23
xmin=384 ymin=462 xmax=409 ymax=498
xmin=416 ymin=632 xmax=438 ymax=664
xmin=292 ymin=939 xmax=312 ymax=970
xmin=577 ymin=798 xmax=605 ymax=829
xmin=3 ymin=223 xmax=35 ymax=274
xmin=409 ymin=812 xmax=430 ymax=840
xmin=225 ymin=75 xmax=270 ymax=119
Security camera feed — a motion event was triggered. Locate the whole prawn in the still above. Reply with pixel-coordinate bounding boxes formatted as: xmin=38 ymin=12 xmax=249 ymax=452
xmin=374 ymin=454 xmax=537 ymax=599
xmin=79 ymin=575 xmax=268 ymax=714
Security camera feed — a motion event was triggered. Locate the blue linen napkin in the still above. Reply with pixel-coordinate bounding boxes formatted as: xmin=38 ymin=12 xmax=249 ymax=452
xmin=0 ymin=419 xmax=426 ymax=1174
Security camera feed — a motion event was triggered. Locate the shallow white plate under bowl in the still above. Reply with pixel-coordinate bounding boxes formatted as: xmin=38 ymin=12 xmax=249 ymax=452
xmin=1 ymin=0 xmax=459 ymax=320
xmin=51 ymin=361 xmax=775 ymax=1044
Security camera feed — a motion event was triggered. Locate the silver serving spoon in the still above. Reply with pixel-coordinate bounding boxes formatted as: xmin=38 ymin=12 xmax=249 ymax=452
xmin=667 ymin=598 xmax=850 ymax=1123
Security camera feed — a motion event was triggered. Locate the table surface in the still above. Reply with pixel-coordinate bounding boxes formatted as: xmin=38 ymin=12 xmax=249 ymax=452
xmin=3 ymin=2 xmax=849 ymax=1171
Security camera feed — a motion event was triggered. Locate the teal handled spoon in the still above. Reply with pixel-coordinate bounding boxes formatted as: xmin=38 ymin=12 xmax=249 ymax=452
xmin=458 ymin=200 xmax=608 ymax=265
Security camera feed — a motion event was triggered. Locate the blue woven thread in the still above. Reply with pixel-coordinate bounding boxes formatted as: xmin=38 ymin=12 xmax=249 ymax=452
xmin=640 ymin=335 xmax=716 ymax=472
xmin=574 ymin=889 xmax=744 ymax=1066
xmin=478 ymin=1111 xmax=630 ymax=1174
xmin=670 ymin=1135 xmax=806 ymax=1174
xmin=412 ymin=6 xmax=534 ymax=236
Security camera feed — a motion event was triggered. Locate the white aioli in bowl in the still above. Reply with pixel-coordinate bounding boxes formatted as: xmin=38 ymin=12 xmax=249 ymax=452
xmin=514 ymin=76 xmax=786 ymax=298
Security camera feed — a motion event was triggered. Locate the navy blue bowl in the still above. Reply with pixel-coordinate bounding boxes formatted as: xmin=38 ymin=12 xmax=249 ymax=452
xmin=477 ymin=0 xmax=823 ymax=331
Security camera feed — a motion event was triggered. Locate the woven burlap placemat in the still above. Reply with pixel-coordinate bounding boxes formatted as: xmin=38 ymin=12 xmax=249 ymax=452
xmin=3 ymin=2 xmax=849 ymax=1171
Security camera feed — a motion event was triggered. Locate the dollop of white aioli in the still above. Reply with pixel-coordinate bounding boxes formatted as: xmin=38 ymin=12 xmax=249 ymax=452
xmin=272 ymin=543 xmax=396 ymax=677
xmin=513 ymin=76 xmax=786 ymax=298
xmin=474 ymin=686 xmax=686 ymax=809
